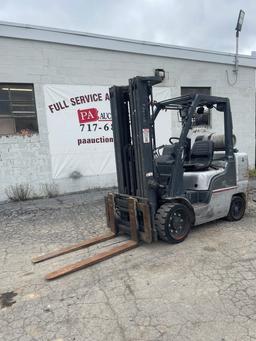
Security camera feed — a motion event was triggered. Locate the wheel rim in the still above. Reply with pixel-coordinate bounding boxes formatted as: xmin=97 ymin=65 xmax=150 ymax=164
xmin=168 ymin=208 xmax=189 ymax=240
xmin=231 ymin=198 xmax=243 ymax=219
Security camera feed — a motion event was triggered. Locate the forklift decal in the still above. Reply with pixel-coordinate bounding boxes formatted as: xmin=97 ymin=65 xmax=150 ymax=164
xmin=142 ymin=128 xmax=150 ymax=143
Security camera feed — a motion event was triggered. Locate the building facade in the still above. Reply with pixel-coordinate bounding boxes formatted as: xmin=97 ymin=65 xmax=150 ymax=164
xmin=0 ymin=21 xmax=255 ymax=201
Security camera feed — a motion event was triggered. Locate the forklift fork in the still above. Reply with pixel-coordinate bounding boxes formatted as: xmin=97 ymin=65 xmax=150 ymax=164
xmin=32 ymin=193 xmax=151 ymax=280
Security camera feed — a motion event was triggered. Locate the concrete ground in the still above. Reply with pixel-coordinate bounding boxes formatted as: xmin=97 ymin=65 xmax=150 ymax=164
xmin=1 ymin=186 xmax=256 ymax=341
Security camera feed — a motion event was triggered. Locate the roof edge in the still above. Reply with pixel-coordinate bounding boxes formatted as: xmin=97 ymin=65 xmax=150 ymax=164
xmin=0 ymin=21 xmax=256 ymax=68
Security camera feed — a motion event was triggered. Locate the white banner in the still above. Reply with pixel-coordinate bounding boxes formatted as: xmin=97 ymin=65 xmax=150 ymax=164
xmin=44 ymin=84 xmax=171 ymax=180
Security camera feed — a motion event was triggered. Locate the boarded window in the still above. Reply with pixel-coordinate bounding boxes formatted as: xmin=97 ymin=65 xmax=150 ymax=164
xmin=181 ymin=87 xmax=211 ymax=126
xmin=0 ymin=84 xmax=38 ymax=135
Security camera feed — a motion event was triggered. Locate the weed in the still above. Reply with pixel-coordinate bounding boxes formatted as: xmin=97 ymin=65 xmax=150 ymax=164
xmin=41 ymin=183 xmax=59 ymax=198
xmin=249 ymin=168 xmax=256 ymax=178
xmin=5 ymin=184 xmax=32 ymax=201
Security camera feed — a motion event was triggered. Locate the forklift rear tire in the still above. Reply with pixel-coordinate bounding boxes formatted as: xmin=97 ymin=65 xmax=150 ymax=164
xmin=155 ymin=203 xmax=191 ymax=243
xmin=226 ymin=195 xmax=246 ymax=221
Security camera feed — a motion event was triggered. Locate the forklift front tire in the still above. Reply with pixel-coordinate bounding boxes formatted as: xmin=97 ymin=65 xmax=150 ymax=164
xmin=226 ymin=195 xmax=246 ymax=221
xmin=155 ymin=203 xmax=192 ymax=243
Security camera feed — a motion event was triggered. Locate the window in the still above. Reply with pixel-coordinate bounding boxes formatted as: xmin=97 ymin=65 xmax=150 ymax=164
xmin=0 ymin=84 xmax=38 ymax=136
xmin=181 ymin=87 xmax=211 ymax=126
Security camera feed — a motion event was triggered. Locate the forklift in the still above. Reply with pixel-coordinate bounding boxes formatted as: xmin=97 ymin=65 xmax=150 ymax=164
xmin=33 ymin=76 xmax=249 ymax=280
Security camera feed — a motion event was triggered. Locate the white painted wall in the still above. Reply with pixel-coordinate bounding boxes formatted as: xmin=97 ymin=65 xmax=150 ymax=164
xmin=0 ymin=37 xmax=255 ymax=201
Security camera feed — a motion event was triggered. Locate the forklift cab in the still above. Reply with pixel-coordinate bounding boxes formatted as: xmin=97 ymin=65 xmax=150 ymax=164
xmin=153 ymin=94 xmax=235 ymax=193
xmin=154 ymin=100 xmax=229 ymax=201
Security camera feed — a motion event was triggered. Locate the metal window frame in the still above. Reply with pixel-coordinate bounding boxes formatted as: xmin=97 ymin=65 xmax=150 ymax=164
xmin=0 ymin=83 xmax=38 ymax=134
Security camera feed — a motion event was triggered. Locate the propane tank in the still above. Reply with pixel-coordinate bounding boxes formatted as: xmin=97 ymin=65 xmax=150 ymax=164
xmin=209 ymin=133 xmax=236 ymax=150
xmin=195 ymin=133 xmax=236 ymax=150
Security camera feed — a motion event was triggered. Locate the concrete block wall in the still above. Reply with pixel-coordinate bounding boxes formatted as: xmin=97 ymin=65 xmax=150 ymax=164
xmin=0 ymin=36 xmax=255 ymax=201
xmin=0 ymin=134 xmax=51 ymax=201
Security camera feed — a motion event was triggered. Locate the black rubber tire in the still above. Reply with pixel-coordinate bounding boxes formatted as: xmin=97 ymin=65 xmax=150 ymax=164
xmin=226 ymin=195 xmax=246 ymax=221
xmin=155 ymin=203 xmax=192 ymax=243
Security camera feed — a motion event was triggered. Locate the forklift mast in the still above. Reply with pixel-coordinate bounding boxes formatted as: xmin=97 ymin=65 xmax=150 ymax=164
xmin=110 ymin=76 xmax=162 ymax=213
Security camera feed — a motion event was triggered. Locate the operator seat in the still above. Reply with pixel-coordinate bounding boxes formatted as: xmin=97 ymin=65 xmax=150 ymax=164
xmin=156 ymin=145 xmax=176 ymax=172
xmin=184 ymin=140 xmax=214 ymax=171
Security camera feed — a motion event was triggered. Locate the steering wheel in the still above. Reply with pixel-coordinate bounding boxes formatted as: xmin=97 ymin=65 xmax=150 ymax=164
xmin=169 ymin=137 xmax=180 ymax=145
